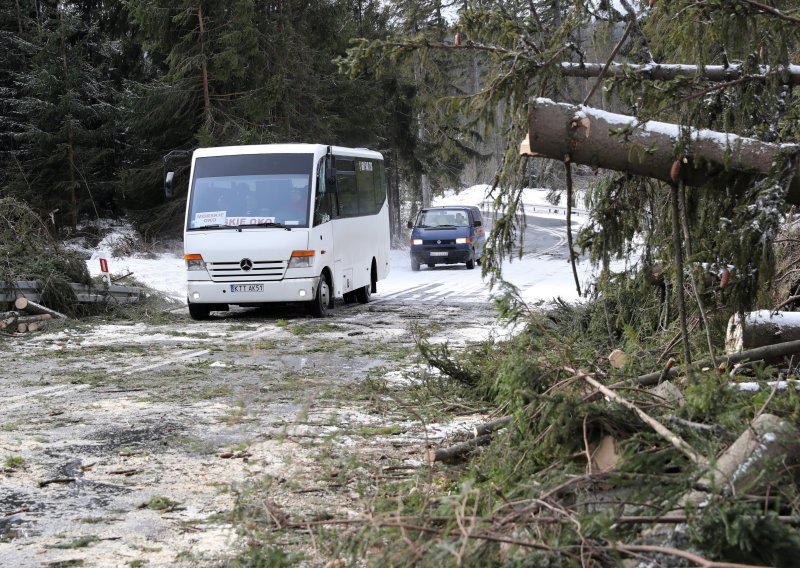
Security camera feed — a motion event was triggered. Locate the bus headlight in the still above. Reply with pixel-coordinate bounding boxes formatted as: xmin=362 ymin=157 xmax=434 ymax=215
xmin=184 ymin=253 xmax=207 ymax=271
xmin=288 ymin=250 xmax=315 ymax=268
xmin=456 ymin=237 xmax=471 ymax=244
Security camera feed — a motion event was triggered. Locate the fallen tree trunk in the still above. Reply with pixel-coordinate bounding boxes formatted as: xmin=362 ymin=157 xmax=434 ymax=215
xmin=0 ymin=312 xmax=19 ymax=330
xmin=427 ymin=435 xmax=492 ymax=464
xmin=708 ymin=413 xmax=800 ymax=490
xmin=17 ymin=314 xmax=53 ymax=324
xmin=521 ymin=98 xmax=800 ymax=204
xmin=725 ymin=310 xmax=800 ymax=355
xmin=26 ymin=321 xmax=46 ymax=332
xmin=615 ymin=338 xmax=800 ymax=388
xmin=559 ymin=61 xmax=800 ymax=86
xmin=14 ymin=297 xmax=68 ymax=320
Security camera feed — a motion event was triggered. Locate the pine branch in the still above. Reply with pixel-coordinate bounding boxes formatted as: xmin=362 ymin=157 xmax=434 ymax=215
xmin=739 ymin=0 xmax=800 ymax=24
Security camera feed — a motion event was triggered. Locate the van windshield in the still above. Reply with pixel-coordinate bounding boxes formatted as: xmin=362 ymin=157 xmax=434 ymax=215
xmin=416 ymin=209 xmax=470 ymax=228
xmin=187 ymin=153 xmax=313 ymax=230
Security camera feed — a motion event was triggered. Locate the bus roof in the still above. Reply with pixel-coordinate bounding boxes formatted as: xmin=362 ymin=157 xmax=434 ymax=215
xmin=192 ymin=144 xmax=383 ymax=161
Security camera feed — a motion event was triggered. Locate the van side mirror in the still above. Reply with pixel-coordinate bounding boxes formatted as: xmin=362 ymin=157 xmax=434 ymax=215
xmin=407 ymin=220 xmax=413 ymax=229
xmin=164 ymin=171 xmax=175 ymax=200
xmin=473 ymin=220 xmax=482 ymax=227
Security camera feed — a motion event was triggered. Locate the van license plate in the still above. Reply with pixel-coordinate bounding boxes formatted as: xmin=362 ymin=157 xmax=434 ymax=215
xmin=230 ymin=284 xmax=264 ymax=293
xmin=430 ymin=251 xmax=449 ymax=257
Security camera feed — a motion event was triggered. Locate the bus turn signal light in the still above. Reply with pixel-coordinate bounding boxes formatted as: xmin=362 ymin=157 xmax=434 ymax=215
xmin=288 ymin=250 xmax=315 ymax=268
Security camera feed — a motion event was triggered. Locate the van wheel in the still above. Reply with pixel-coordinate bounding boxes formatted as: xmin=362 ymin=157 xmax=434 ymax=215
xmin=309 ymin=274 xmax=331 ymax=317
xmin=188 ymin=302 xmax=211 ymax=321
xmin=466 ymin=255 xmax=475 ymax=270
xmin=411 ymin=259 xmax=420 ymax=271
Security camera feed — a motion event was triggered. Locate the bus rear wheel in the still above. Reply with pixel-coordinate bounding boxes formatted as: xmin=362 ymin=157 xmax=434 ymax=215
xmin=309 ymin=274 xmax=331 ymax=317
xmin=355 ymin=283 xmax=371 ymax=303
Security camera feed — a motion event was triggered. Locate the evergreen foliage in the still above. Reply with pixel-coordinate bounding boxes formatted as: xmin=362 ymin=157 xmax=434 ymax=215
xmin=0 ymin=0 xmax=428 ymax=238
xmin=0 ymin=197 xmax=88 ymax=314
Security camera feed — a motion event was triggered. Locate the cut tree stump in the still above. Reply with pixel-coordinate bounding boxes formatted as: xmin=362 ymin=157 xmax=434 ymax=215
xmin=725 ymin=310 xmax=800 ymax=356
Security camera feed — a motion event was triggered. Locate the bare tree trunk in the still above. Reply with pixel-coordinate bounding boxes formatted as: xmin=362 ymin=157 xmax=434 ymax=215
xmin=59 ymin=11 xmax=77 ymax=229
xmin=15 ymin=0 xmax=22 ymax=34
xmin=670 ymin=184 xmax=692 ymax=369
xmin=521 ymin=98 xmax=800 ymax=203
xmin=198 ymin=6 xmax=212 ymax=126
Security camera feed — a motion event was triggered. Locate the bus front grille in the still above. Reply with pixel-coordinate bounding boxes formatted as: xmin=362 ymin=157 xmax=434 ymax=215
xmin=208 ymin=260 xmax=287 ymax=282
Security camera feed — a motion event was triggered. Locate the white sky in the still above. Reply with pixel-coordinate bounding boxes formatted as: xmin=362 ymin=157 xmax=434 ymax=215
xmin=86 ymin=185 xmax=602 ymax=308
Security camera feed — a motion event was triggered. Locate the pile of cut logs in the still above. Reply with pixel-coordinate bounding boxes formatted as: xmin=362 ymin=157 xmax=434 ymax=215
xmin=0 ymin=297 xmax=67 ymax=334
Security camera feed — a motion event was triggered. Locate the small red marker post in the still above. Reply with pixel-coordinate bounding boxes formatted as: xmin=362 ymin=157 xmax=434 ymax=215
xmin=99 ymin=257 xmax=111 ymax=286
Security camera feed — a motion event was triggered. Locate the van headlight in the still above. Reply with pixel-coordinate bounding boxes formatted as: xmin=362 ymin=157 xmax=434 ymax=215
xmin=184 ymin=253 xmax=207 ymax=271
xmin=411 ymin=239 xmax=423 ymax=245
xmin=288 ymin=250 xmax=315 ymax=268
xmin=456 ymin=237 xmax=471 ymax=244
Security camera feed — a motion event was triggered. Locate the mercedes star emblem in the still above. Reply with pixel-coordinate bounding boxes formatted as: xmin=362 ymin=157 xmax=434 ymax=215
xmin=240 ymin=258 xmax=253 ymax=271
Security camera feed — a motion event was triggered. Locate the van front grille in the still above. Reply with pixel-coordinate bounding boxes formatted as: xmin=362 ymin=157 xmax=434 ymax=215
xmin=423 ymin=239 xmax=456 ymax=245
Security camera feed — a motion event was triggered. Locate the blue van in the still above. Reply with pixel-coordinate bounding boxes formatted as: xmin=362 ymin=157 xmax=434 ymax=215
xmin=407 ymin=205 xmax=485 ymax=271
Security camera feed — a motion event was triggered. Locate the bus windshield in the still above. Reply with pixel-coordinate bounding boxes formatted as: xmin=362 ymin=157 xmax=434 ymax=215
xmin=187 ymin=153 xmax=313 ymax=230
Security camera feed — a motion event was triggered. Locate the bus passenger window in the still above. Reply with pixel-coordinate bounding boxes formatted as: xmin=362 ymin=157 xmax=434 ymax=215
xmin=337 ymin=173 xmax=358 ymax=217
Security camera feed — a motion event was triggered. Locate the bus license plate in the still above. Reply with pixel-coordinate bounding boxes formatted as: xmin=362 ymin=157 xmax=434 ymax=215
xmin=230 ymin=284 xmax=264 ymax=293
xmin=430 ymin=251 xmax=449 ymax=257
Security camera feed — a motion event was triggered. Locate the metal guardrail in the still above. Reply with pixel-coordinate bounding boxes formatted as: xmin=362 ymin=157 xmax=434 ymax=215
xmin=480 ymin=200 xmax=589 ymax=218
xmin=0 ymin=281 xmax=142 ymax=304
xmin=524 ymin=204 xmax=589 ymax=217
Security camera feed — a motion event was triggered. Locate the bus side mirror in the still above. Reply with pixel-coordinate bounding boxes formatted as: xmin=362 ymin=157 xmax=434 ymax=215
xmin=325 ymin=168 xmax=337 ymax=191
xmin=164 ymin=171 xmax=175 ymax=200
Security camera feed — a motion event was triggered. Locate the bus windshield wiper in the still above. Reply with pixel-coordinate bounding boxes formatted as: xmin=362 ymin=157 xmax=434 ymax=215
xmin=188 ymin=224 xmax=237 ymax=231
xmin=237 ymin=222 xmax=291 ymax=231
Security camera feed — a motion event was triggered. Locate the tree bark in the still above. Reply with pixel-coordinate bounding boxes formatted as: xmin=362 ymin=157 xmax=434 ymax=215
xmin=521 ymin=98 xmax=800 ymax=204
xmin=17 ymin=314 xmax=53 ymax=324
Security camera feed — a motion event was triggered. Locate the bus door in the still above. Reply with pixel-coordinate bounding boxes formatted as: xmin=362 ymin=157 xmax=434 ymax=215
xmin=313 ymin=158 xmax=336 ymax=291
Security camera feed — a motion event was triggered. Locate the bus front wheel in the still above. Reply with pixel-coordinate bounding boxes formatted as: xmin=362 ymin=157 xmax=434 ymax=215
xmin=188 ymin=302 xmax=211 ymax=321
xmin=309 ymin=274 xmax=331 ymax=317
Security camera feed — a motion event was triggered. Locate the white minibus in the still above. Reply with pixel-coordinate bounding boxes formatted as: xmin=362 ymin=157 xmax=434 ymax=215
xmin=168 ymin=144 xmax=390 ymax=319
